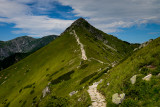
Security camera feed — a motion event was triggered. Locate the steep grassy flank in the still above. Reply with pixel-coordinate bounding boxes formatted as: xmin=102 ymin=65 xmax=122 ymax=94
xmin=0 ymin=18 xmax=137 ymax=107
xmin=0 ymin=32 xmax=81 ymax=107
xmin=98 ymin=37 xmax=160 ymax=106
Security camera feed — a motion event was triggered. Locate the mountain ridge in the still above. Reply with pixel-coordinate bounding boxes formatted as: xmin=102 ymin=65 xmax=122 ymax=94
xmin=0 ymin=35 xmax=57 ymax=71
xmin=0 ymin=35 xmax=57 ymax=60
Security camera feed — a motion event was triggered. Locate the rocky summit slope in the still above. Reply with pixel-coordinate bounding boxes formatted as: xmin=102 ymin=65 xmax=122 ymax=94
xmin=98 ymin=37 xmax=160 ymax=106
xmin=0 ymin=18 xmax=137 ymax=107
xmin=0 ymin=35 xmax=57 ymax=60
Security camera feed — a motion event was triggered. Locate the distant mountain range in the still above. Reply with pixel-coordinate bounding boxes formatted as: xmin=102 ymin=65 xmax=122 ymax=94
xmin=1 ymin=18 xmax=159 ymax=107
xmin=0 ymin=35 xmax=57 ymax=70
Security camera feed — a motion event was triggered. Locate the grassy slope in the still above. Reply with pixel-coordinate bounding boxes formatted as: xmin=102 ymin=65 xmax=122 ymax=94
xmin=98 ymin=37 xmax=160 ymax=106
xmin=0 ymin=32 xmax=80 ymax=106
xmin=0 ymin=18 xmax=137 ymax=107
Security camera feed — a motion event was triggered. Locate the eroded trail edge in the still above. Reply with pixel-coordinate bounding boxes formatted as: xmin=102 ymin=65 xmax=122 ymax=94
xmin=73 ymin=30 xmax=87 ymax=60
xmin=88 ymin=80 xmax=106 ymax=107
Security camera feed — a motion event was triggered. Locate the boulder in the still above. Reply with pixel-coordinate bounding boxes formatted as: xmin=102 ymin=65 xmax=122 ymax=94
xmin=69 ymin=91 xmax=78 ymax=96
xmin=78 ymin=98 xmax=81 ymax=101
xmin=130 ymin=75 xmax=136 ymax=84
xmin=157 ymin=73 xmax=160 ymax=77
xmin=42 ymin=86 xmax=50 ymax=97
xmin=112 ymin=93 xmax=125 ymax=104
xmin=142 ymin=74 xmax=152 ymax=81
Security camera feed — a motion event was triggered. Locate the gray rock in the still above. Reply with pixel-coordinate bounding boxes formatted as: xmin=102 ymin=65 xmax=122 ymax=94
xmin=42 ymin=86 xmax=50 ymax=97
xmin=130 ymin=75 xmax=137 ymax=84
xmin=142 ymin=74 xmax=152 ymax=81
xmin=69 ymin=91 xmax=78 ymax=96
xmin=78 ymin=98 xmax=81 ymax=101
xmin=157 ymin=73 xmax=160 ymax=77
xmin=112 ymin=93 xmax=125 ymax=104
xmin=138 ymin=39 xmax=153 ymax=49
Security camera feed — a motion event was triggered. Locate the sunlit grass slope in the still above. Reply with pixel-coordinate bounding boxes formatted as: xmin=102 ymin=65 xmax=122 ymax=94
xmin=98 ymin=37 xmax=160 ymax=106
xmin=0 ymin=18 xmax=137 ymax=107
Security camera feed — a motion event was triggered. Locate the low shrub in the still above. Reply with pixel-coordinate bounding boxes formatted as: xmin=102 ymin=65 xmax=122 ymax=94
xmin=80 ymin=72 xmax=97 ymax=85
xmin=30 ymin=89 xmax=34 ymax=94
xmin=19 ymin=89 xmax=22 ymax=93
xmin=46 ymin=96 xmax=68 ymax=107
xmin=51 ymin=70 xmax=75 ymax=85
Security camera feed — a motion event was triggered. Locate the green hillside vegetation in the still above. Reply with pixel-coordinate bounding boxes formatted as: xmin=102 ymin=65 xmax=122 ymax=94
xmin=0 ymin=18 xmax=138 ymax=107
xmin=98 ymin=37 xmax=160 ymax=106
xmin=0 ymin=53 xmax=30 ymax=71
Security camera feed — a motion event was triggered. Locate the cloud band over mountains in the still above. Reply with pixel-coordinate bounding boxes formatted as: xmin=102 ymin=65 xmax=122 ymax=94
xmin=0 ymin=0 xmax=160 ymax=37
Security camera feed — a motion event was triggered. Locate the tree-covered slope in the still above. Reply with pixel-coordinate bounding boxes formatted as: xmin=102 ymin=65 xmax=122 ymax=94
xmin=0 ymin=18 xmax=137 ymax=107
xmin=98 ymin=37 xmax=160 ymax=106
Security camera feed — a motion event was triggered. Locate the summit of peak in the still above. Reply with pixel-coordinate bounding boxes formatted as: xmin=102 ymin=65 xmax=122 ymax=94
xmin=75 ymin=17 xmax=87 ymax=23
xmin=63 ymin=17 xmax=93 ymax=33
xmin=71 ymin=17 xmax=89 ymax=26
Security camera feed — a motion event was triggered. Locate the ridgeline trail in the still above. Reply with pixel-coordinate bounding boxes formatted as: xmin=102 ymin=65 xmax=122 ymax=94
xmin=73 ymin=30 xmax=87 ymax=60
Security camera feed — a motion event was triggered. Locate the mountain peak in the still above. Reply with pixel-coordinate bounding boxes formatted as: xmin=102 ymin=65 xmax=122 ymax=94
xmin=74 ymin=17 xmax=88 ymax=23
xmin=71 ymin=17 xmax=90 ymax=27
xmin=63 ymin=17 xmax=92 ymax=34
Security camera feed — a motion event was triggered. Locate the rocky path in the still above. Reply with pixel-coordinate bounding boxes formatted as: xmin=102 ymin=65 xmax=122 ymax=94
xmin=88 ymin=80 xmax=106 ymax=107
xmin=104 ymin=44 xmax=117 ymax=52
xmin=89 ymin=57 xmax=109 ymax=65
xmin=73 ymin=30 xmax=87 ymax=60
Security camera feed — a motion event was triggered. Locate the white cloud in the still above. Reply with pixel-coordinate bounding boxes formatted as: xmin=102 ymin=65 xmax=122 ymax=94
xmin=10 ymin=16 xmax=73 ymax=36
xmin=0 ymin=0 xmax=30 ymax=17
xmin=0 ymin=0 xmax=160 ymax=37
xmin=58 ymin=0 xmax=160 ymax=33
xmin=0 ymin=0 xmax=73 ymax=37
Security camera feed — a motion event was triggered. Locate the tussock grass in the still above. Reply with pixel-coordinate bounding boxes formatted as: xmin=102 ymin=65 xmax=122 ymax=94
xmin=98 ymin=37 xmax=160 ymax=106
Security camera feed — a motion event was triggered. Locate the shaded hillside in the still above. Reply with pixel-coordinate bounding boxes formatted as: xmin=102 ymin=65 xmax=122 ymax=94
xmin=0 ymin=18 xmax=137 ymax=107
xmin=0 ymin=53 xmax=30 ymax=71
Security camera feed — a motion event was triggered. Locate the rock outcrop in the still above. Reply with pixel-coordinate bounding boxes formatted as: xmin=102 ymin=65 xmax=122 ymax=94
xmin=130 ymin=75 xmax=137 ymax=84
xmin=134 ymin=39 xmax=153 ymax=51
xmin=42 ymin=86 xmax=50 ymax=97
xmin=142 ymin=74 xmax=152 ymax=81
xmin=69 ymin=91 xmax=78 ymax=96
xmin=112 ymin=93 xmax=125 ymax=104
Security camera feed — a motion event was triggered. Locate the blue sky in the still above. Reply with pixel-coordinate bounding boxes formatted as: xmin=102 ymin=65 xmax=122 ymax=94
xmin=0 ymin=0 xmax=160 ymax=43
